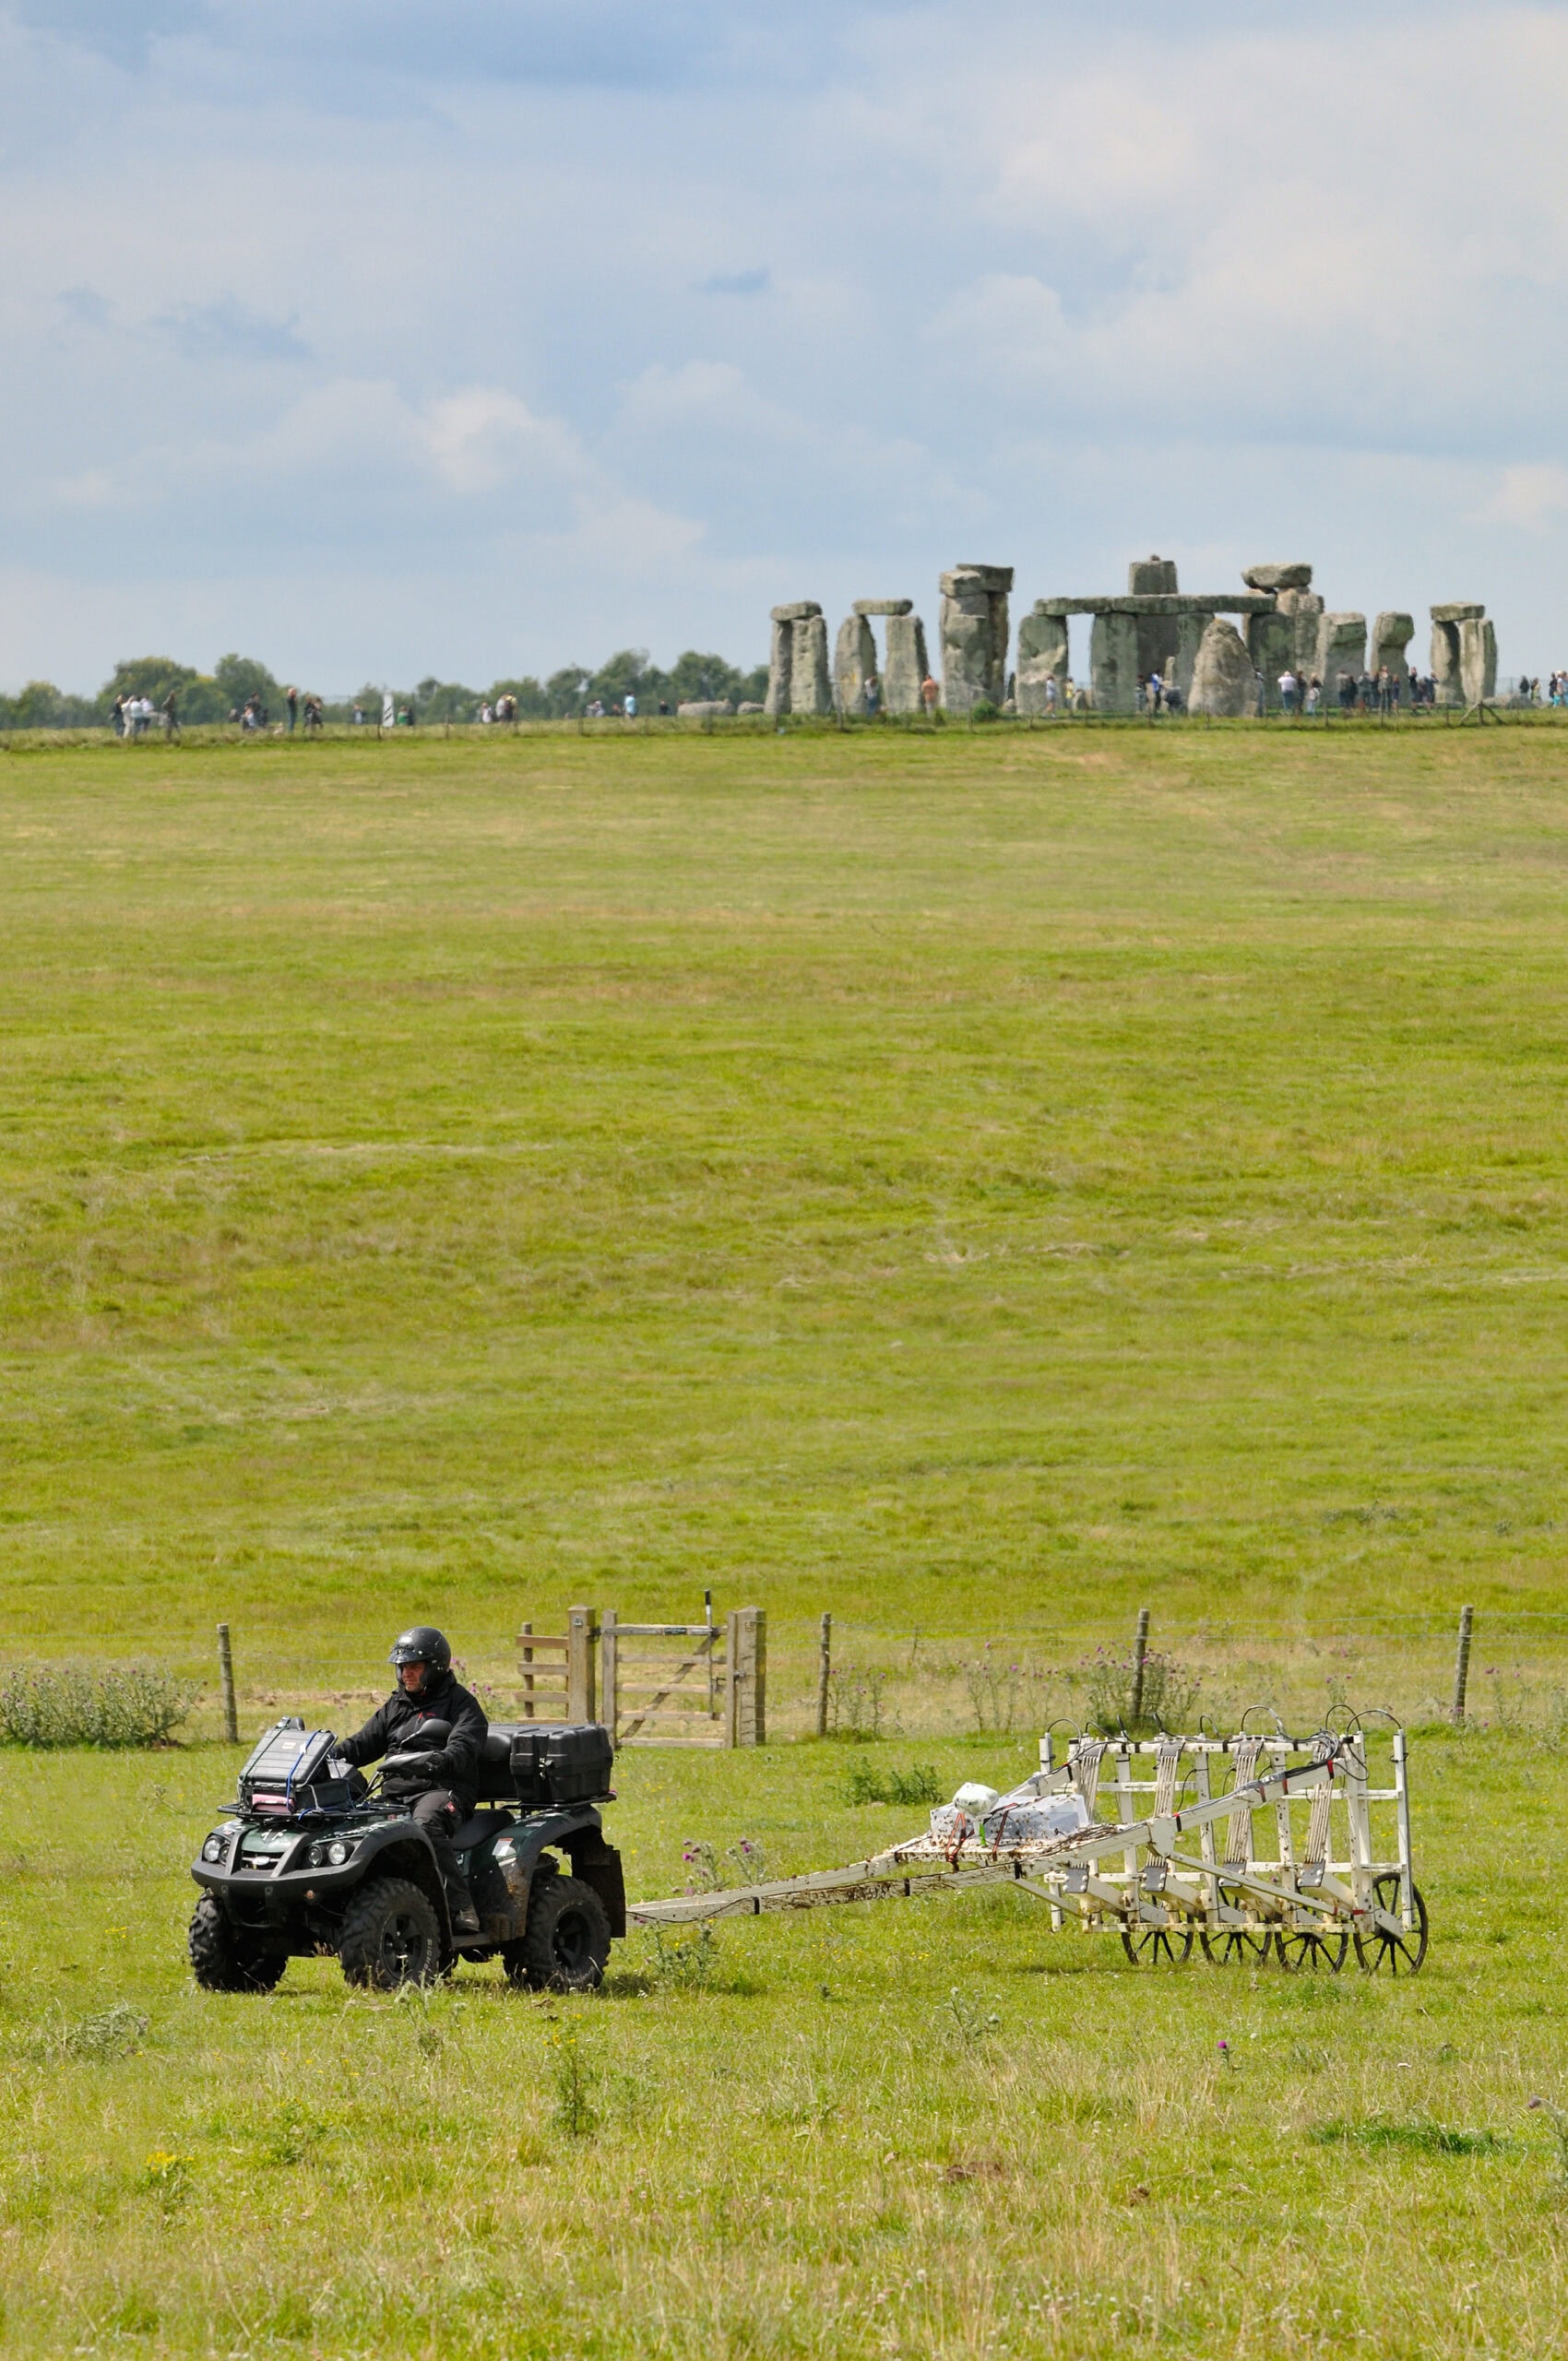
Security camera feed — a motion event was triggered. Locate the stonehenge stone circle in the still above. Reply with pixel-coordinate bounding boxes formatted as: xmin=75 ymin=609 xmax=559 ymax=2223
xmin=765 ymin=563 xmax=1499 ymax=721
xmin=1188 ymin=618 xmax=1256 ymax=717
xmin=940 ymin=565 xmax=1012 ymax=712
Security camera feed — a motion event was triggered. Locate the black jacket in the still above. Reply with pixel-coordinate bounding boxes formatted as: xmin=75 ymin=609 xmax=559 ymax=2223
xmin=339 ymin=1670 xmax=488 ymax=1812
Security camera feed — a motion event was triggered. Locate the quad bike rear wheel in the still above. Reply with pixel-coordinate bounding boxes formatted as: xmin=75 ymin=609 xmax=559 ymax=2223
xmin=505 ymin=1874 xmax=611 ymax=1992
xmin=188 ymin=1894 xmax=287 ymax=1993
xmin=338 ymin=1875 xmax=443 ymax=1989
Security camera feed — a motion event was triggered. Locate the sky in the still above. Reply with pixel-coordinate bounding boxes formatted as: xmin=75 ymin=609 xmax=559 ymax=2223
xmin=2 ymin=0 xmax=1566 ymax=692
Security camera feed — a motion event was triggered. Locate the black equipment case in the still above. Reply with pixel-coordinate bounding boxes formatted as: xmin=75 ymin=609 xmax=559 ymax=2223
xmin=474 ymin=1721 xmax=614 ymax=1808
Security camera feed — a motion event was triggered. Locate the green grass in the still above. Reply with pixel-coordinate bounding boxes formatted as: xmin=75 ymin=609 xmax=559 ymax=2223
xmin=3 ymin=720 xmax=1568 ymax=2353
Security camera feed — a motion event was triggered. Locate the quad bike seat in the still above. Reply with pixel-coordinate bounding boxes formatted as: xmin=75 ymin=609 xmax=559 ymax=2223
xmin=451 ymin=1808 xmax=515 ymax=1852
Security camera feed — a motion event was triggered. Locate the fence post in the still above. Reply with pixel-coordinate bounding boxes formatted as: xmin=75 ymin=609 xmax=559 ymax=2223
xmin=726 ymin=1608 xmax=766 ymax=1747
xmin=519 ymin=1622 xmax=534 ymax=1721
xmin=567 ymin=1604 xmax=598 ymax=1723
xmin=600 ymin=1608 xmax=619 ymax=1744
xmin=1130 ymin=1607 xmax=1150 ymax=1726
xmin=216 ymin=1621 xmax=238 ymax=1745
xmin=816 ymin=1611 xmax=832 ymax=1738
xmin=1452 ymin=1604 xmax=1474 ymax=1727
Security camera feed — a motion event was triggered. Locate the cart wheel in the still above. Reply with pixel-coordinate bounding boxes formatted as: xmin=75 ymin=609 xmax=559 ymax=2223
xmin=1200 ymin=1928 xmax=1272 ymax=1966
xmin=1354 ymin=1874 xmax=1429 ymax=1975
xmin=1122 ymin=1922 xmax=1194 ymax=1966
xmin=1276 ymin=1927 xmax=1348 ymax=1973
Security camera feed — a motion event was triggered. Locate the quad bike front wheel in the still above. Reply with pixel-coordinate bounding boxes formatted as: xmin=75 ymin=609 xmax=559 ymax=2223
xmin=338 ymin=1875 xmax=443 ymax=1989
xmin=188 ymin=1894 xmax=287 ymax=1993
xmin=505 ymin=1874 xmax=611 ymax=1992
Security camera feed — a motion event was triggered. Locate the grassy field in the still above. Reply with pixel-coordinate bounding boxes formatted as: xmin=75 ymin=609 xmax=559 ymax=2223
xmin=2 ymin=718 xmax=1568 ymax=2355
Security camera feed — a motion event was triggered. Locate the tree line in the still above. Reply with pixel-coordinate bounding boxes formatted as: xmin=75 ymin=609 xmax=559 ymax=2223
xmin=0 ymin=647 xmax=769 ymax=730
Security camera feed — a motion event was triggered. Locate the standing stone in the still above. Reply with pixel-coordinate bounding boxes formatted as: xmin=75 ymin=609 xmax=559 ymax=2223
xmin=939 ymin=564 xmax=1012 ymax=711
xmin=1246 ymin=608 xmax=1294 ymax=710
xmin=1129 ymin=555 xmax=1179 ymax=680
xmin=1431 ymin=619 xmax=1463 ymax=706
xmin=766 ymin=601 xmax=819 ymax=717
xmin=1371 ymin=612 xmax=1415 ymax=697
xmin=1242 ymin=563 xmax=1313 ymax=594
xmin=1188 ymin=618 xmax=1256 ymax=717
xmin=1171 ymin=610 xmax=1210 ymax=707
xmin=834 ymin=612 xmax=876 ymax=713
xmin=1277 ymin=588 xmax=1325 ymax=678
xmin=1459 ymin=616 xmax=1497 ymax=706
xmin=884 ymin=612 xmax=929 ymax=713
xmin=1016 ymin=608 xmax=1070 ymax=716
xmin=1088 ymin=611 xmax=1140 ymax=715
xmin=1314 ymin=613 xmax=1367 ymax=702
xmin=790 ymin=613 xmax=833 ymax=716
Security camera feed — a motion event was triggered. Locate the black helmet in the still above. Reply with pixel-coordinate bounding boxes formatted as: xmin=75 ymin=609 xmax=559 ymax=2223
xmin=389 ymin=1626 xmax=451 ymax=1678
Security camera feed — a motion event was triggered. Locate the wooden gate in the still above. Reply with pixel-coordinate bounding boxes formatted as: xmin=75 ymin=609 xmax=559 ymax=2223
xmin=515 ymin=1605 xmax=766 ymax=1747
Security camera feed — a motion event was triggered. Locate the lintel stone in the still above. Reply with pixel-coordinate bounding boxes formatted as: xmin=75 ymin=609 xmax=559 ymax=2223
xmin=853 ymin=599 xmax=914 ymax=617
xmin=1431 ymin=602 xmax=1484 ymax=624
xmin=1033 ymin=592 xmax=1277 ymax=619
xmin=770 ymin=600 xmax=822 ymax=623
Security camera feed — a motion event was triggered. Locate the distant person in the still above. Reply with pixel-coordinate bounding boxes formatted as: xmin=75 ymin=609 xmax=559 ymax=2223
xmin=479 ymin=702 xmax=493 ymax=726
xmin=920 ymin=672 xmax=939 ymax=718
xmin=286 ymin=686 xmax=299 ymax=733
xmin=110 ymin=694 xmax=125 ymax=738
xmin=1043 ymin=675 xmax=1058 ymax=716
xmin=162 ymin=687 xmax=180 ymax=742
xmin=1278 ymin=668 xmax=1298 ymax=714
xmin=1146 ymin=670 xmax=1162 ymax=713
xmin=624 ymin=691 xmax=637 ymax=718
xmin=658 ymin=698 xmax=670 ymax=716
xmin=1305 ymin=676 xmax=1322 ymax=715
xmin=862 ymin=671 xmax=881 ymax=718
xmin=303 ymin=694 xmax=323 ymax=735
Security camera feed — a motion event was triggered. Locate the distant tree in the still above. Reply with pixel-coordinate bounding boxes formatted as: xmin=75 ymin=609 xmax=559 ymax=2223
xmin=213 ymin=652 xmax=282 ymax=720
xmin=4 ymin=682 xmax=67 ymax=729
xmin=102 ymin=657 xmax=198 ymax=705
xmin=485 ymin=677 xmax=550 ymax=718
xmin=413 ymin=675 xmax=481 ymax=722
xmin=588 ymin=647 xmax=672 ymax=711
xmin=546 ymin=666 xmax=592 ymax=717
xmin=668 ymin=650 xmax=746 ymax=706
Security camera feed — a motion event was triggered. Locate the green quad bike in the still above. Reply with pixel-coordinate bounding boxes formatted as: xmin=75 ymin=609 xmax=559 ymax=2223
xmin=189 ymin=1718 xmax=624 ymax=1993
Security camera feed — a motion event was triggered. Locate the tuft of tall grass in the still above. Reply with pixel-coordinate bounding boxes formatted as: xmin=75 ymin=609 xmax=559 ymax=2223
xmin=0 ymin=1662 xmax=199 ymax=1748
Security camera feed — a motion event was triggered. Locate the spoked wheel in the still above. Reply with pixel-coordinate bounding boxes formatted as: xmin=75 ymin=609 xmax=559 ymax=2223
xmin=1200 ymin=1927 xmax=1272 ymax=1966
xmin=1121 ymin=1921 xmax=1194 ymax=1966
xmin=1354 ymin=1874 xmax=1429 ymax=1975
xmin=1276 ymin=1926 xmax=1349 ymax=1973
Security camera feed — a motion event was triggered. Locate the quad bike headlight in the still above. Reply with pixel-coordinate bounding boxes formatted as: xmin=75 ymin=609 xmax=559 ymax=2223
xmin=327 ymin=1840 xmax=350 ymax=1866
xmin=201 ymin=1835 xmax=225 ymax=1864
xmin=308 ymin=1837 xmax=357 ymax=1868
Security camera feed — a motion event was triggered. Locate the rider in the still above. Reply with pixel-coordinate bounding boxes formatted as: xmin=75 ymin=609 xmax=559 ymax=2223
xmin=339 ymin=1627 xmax=487 ymax=1935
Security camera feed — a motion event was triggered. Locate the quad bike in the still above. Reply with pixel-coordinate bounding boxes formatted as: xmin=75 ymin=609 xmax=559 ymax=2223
xmin=189 ymin=1717 xmax=624 ymax=1993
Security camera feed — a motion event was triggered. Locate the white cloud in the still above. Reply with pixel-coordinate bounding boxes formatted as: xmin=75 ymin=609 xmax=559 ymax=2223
xmin=1 ymin=0 xmax=1567 ymax=684
xmin=1475 ymin=464 xmax=1568 ymax=531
